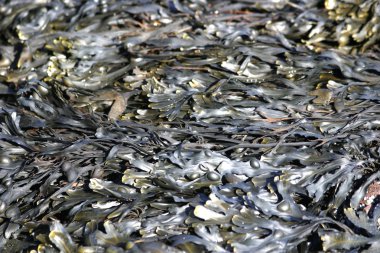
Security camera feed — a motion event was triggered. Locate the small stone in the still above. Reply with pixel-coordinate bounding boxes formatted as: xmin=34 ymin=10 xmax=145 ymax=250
xmin=277 ymin=201 xmax=290 ymax=212
xmin=206 ymin=171 xmax=220 ymax=181
xmin=250 ymin=158 xmax=260 ymax=169
xmin=186 ymin=172 xmax=201 ymax=181
xmin=0 ymin=156 xmax=11 ymax=164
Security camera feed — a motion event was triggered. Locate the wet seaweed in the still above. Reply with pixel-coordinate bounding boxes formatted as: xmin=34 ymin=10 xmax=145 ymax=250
xmin=0 ymin=0 xmax=380 ymax=252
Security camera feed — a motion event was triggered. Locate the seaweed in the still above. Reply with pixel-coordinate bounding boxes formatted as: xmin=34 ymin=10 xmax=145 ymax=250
xmin=0 ymin=0 xmax=380 ymax=252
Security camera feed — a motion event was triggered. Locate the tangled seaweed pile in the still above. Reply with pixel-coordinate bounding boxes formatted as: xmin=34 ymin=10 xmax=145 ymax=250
xmin=1 ymin=0 xmax=380 ymax=252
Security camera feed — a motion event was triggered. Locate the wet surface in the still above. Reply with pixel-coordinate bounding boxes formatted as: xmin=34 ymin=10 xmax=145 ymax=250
xmin=1 ymin=1 xmax=380 ymax=252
